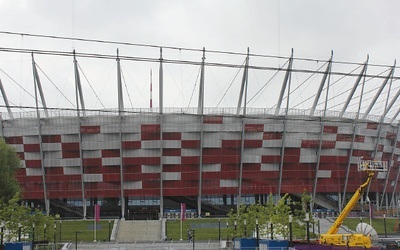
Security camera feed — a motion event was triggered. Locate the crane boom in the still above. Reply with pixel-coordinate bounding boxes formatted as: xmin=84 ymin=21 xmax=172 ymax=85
xmin=320 ymin=160 xmax=387 ymax=248
xmin=326 ymin=171 xmax=373 ymax=234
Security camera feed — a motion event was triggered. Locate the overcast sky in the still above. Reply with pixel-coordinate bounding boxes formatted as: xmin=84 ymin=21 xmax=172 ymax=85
xmin=0 ymin=1 xmax=399 ymax=119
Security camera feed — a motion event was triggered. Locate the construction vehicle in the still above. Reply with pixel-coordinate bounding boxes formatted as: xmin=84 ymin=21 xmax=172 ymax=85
xmin=319 ymin=160 xmax=387 ymax=248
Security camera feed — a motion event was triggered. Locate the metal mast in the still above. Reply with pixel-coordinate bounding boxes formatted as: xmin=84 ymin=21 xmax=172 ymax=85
xmin=73 ymin=51 xmax=87 ymax=218
xmin=0 ymin=78 xmax=13 ymax=119
xmin=117 ymin=49 xmax=125 ymax=220
xmin=310 ymin=51 xmax=333 ymax=116
xmin=159 ymin=47 xmax=164 ymax=219
xmin=237 ymin=48 xmax=249 ymax=211
xmin=32 ymin=53 xmax=49 ymax=214
xmin=197 ymin=48 xmax=205 ymax=217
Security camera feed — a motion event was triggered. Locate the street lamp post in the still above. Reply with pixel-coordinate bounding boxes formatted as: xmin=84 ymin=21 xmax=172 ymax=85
xmin=289 ymin=215 xmax=293 ymax=247
xmin=226 ymin=222 xmax=229 ymax=243
xmin=44 ymin=223 xmax=47 ymax=242
xmin=270 ymin=221 xmax=274 ymax=240
xmin=108 ymin=220 xmax=111 ymax=241
xmin=256 ymin=217 xmax=259 ymax=247
xmin=305 ymin=212 xmax=310 ymax=244
xmin=75 ymin=231 xmax=82 ymax=250
xmin=32 ymin=223 xmax=35 ymax=249
xmin=384 ymin=214 xmax=387 ymax=238
xmin=59 ymin=221 xmax=62 ymax=242
xmin=1 ymin=221 xmax=4 ymax=247
xmin=234 ymin=220 xmax=237 ymax=238
xmin=18 ymin=223 xmax=22 ymax=242
xmin=54 ymin=222 xmax=57 ymax=245
xmin=218 ymin=219 xmax=221 ymax=241
xmin=243 ymin=219 xmax=247 ymax=238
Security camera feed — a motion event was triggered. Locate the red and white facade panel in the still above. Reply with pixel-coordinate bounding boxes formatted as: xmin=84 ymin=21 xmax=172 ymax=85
xmin=1 ymin=113 xmax=400 ymax=207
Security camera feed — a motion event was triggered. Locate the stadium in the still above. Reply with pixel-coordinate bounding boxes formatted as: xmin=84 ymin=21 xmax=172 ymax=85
xmin=1 ymin=34 xmax=400 ymax=220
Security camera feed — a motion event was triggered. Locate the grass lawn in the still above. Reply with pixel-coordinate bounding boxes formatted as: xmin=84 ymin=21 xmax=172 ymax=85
xmin=53 ymin=217 xmax=400 ymax=242
xmin=342 ymin=217 xmax=400 ymax=236
xmin=166 ymin=218 xmax=229 ymax=241
xmin=57 ymin=220 xmax=113 ymax=242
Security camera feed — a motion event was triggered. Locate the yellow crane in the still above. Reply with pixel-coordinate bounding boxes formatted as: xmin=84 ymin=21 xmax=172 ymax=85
xmin=319 ymin=160 xmax=387 ymax=248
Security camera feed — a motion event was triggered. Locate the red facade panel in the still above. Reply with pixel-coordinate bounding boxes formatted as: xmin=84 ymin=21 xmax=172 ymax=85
xmin=245 ymin=124 xmax=264 ymax=132
xmin=336 ymin=134 xmax=365 ymax=142
xmin=222 ymin=140 xmax=241 ymax=148
xmin=261 ymin=155 xmax=280 ymax=163
xmin=182 ymin=140 xmax=200 ymax=148
xmin=62 ymin=150 xmax=80 ymax=158
xmin=83 ymin=158 xmax=102 ymax=167
xmin=62 ymin=142 xmax=80 ymax=151
xmin=203 ymin=116 xmax=223 ymax=124
xmin=244 ymin=140 xmax=263 ymax=148
xmin=6 ymin=136 xmax=23 ymax=144
xmin=263 ymin=132 xmax=282 ymax=140
xmin=366 ymin=122 xmax=378 ymax=130
xmin=301 ymin=140 xmax=336 ymax=148
xmin=25 ymin=160 xmax=42 ymax=168
xmin=163 ymin=148 xmax=181 ymax=156
xmin=81 ymin=125 xmax=101 ymax=134
xmin=181 ymin=156 xmax=199 ymax=164
xmin=24 ymin=144 xmax=40 ymax=152
xmin=103 ymin=174 xmax=121 ymax=182
xmin=122 ymin=141 xmax=141 ymax=149
xmin=163 ymin=132 xmax=181 ymax=140
xmin=323 ymin=126 xmax=338 ymax=134
xmin=42 ymin=135 xmax=61 ymax=143
xmin=102 ymin=149 xmax=120 ymax=158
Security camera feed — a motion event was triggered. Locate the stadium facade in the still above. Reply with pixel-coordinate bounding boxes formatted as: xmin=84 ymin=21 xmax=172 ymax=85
xmin=1 ymin=48 xmax=400 ymax=220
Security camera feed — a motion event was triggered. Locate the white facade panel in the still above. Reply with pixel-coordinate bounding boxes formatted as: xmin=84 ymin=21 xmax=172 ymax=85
xmin=43 ymin=143 xmax=62 ymax=151
xmin=181 ymin=132 xmax=200 ymax=140
xmin=162 ymin=172 xmax=181 ymax=181
xmin=300 ymin=154 xmax=317 ymax=163
xmin=123 ymin=181 xmax=142 ymax=189
xmin=182 ymin=149 xmax=199 ymax=157
xmin=63 ymin=166 xmax=81 ymax=175
xmin=44 ymin=158 xmax=62 ymax=167
xmin=163 ymin=156 xmax=181 ymax=165
xmin=102 ymin=157 xmax=121 ymax=166
xmin=26 ymin=168 xmax=43 ymax=176
xmin=262 ymin=140 xmax=282 ymax=148
xmin=220 ymin=179 xmax=238 ymax=187
xmin=203 ymin=164 xmax=221 ymax=172
xmin=23 ymin=136 xmax=39 ymax=144
xmin=83 ymin=150 xmax=101 ymax=158
xmin=83 ymin=174 xmax=103 ymax=182
xmin=61 ymin=134 xmax=79 ymax=142
xmin=141 ymin=141 xmax=161 ymax=149
xmin=203 ymin=139 xmax=221 ymax=148
xmin=24 ymin=152 xmax=41 ymax=160
xmin=260 ymin=163 xmax=279 ymax=171
xmin=62 ymin=158 xmax=80 ymax=166
xmin=317 ymin=170 xmax=332 ymax=178
xmin=163 ymin=140 xmax=181 ymax=148
xmin=242 ymin=154 xmax=261 ymax=163
xmin=142 ymin=165 xmax=160 ymax=173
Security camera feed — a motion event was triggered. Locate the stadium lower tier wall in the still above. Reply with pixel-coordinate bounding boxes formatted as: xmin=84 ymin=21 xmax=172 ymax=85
xmin=1 ymin=113 xmax=399 ymax=207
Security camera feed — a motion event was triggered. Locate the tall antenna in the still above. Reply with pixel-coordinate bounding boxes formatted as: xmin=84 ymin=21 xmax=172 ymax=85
xmin=150 ymin=69 xmax=153 ymax=109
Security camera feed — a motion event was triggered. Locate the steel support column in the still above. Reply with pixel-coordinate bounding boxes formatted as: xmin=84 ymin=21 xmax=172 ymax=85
xmin=73 ymin=52 xmax=87 ymax=219
xmin=197 ymin=48 xmax=205 ymax=217
xmin=237 ymin=48 xmax=249 ymax=210
xmin=32 ymin=53 xmax=49 ymax=215
xmin=117 ymin=50 xmax=125 ymax=220
xmin=159 ymin=47 xmax=164 ymax=219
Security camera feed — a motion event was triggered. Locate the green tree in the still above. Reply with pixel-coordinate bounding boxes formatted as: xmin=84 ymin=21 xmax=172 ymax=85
xmin=227 ymin=192 xmax=317 ymax=240
xmin=0 ymin=138 xmax=21 ymax=202
xmin=0 ymin=193 xmax=55 ymax=242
